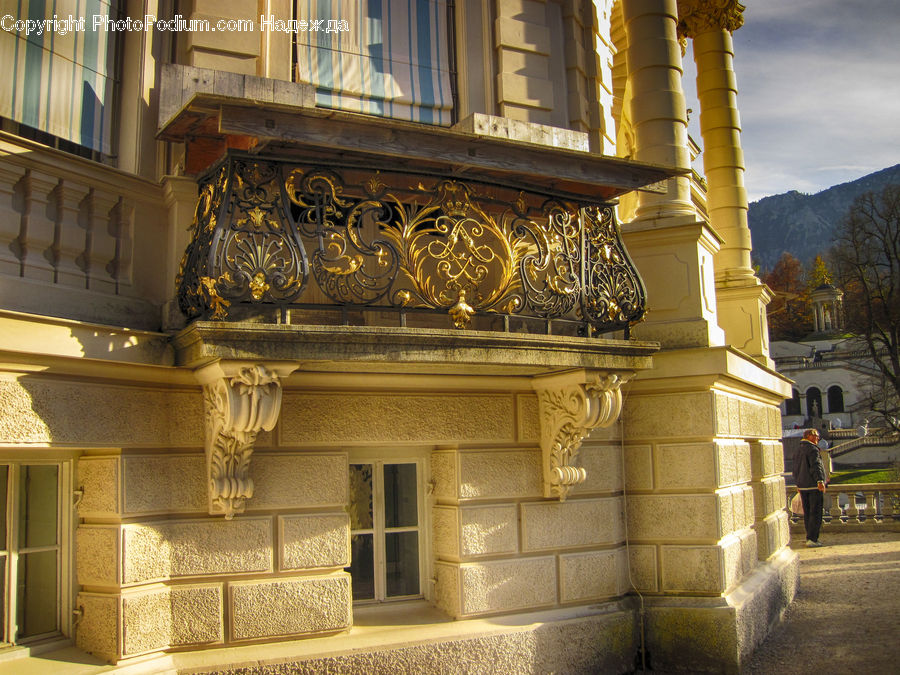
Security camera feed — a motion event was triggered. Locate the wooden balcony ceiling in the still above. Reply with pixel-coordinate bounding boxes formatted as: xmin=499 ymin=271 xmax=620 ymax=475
xmin=159 ymin=94 xmax=681 ymax=201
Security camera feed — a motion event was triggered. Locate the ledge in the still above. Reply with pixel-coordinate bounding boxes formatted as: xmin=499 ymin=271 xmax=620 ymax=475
xmin=172 ymin=323 xmax=658 ymax=376
xmin=156 ymin=64 xmax=683 ymax=200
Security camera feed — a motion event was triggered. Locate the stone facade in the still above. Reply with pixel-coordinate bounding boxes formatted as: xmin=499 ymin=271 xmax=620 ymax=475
xmin=0 ymin=1 xmax=798 ymax=673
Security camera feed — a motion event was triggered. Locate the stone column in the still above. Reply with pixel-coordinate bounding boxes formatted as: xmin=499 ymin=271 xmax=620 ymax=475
xmin=679 ymin=0 xmax=774 ymax=367
xmin=619 ymin=0 xmax=725 ymax=349
xmin=623 ymin=0 xmax=694 ymax=219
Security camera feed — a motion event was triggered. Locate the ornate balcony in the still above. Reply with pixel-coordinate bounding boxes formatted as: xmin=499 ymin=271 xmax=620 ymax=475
xmin=160 ymin=66 xmax=679 ymax=337
xmin=177 ymin=152 xmax=652 ymax=337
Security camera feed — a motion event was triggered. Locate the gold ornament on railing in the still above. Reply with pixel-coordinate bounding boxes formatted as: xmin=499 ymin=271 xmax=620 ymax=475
xmin=177 ymin=154 xmax=647 ymax=335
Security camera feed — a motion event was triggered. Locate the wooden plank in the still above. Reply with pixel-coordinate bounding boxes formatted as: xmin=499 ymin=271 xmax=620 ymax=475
xmin=217 ymin=104 xmax=679 ymax=198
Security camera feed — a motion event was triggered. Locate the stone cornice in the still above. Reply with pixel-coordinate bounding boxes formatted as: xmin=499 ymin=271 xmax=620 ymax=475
xmin=676 ymin=0 xmax=745 ymax=39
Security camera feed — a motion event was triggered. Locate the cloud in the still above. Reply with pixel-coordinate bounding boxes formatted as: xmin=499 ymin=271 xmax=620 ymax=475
xmin=685 ymin=0 xmax=900 ymax=200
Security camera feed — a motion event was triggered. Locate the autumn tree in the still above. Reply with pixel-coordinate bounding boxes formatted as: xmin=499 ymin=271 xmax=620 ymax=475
xmin=830 ymin=185 xmax=900 ymax=431
xmin=806 ymin=254 xmax=833 ymax=291
xmin=764 ymin=252 xmax=812 ymax=341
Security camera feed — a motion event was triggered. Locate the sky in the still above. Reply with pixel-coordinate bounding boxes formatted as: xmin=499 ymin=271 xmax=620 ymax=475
xmin=682 ymin=0 xmax=900 ymax=203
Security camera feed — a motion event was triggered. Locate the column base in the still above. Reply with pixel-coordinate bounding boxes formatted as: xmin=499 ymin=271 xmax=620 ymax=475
xmin=641 ymin=546 xmax=798 ymax=674
xmin=716 ymin=280 xmax=775 ymax=369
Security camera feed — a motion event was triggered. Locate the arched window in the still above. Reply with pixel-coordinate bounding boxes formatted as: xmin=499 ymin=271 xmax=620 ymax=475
xmin=785 ymin=389 xmax=801 ymax=416
xmin=806 ymin=387 xmax=822 ymax=418
xmin=827 ymin=385 xmax=844 ymax=413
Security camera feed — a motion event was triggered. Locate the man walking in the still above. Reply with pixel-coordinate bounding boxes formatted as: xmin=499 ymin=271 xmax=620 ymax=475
xmin=793 ymin=428 xmax=827 ymax=547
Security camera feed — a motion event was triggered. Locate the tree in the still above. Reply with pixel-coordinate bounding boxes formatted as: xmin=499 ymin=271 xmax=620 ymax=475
xmin=830 ymin=185 xmax=900 ymax=432
xmin=764 ymin=252 xmax=812 ymax=341
xmin=806 ymin=254 xmax=832 ymax=291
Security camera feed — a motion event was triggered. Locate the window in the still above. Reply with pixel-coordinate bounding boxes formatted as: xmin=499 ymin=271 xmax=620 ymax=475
xmin=0 ymin=2 xmax=122 ymax=159
xmin=806 ymin=387 xmax=822 ymax=418
xmin=347 ymin=458 xmax=425 ymax=603
xmin=785 ymin=388 xmax=801 ymax=416
xmin=1 ymin=462 xmax=69 ymax=645
xmin=293 ymin=0 xmax=456 ymax=125
xmin=827 ymin=385 xmax=844 ymax=413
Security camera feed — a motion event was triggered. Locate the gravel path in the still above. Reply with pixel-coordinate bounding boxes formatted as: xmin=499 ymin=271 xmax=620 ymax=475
xmin=743 ymin=531 xmax=900 ymax=674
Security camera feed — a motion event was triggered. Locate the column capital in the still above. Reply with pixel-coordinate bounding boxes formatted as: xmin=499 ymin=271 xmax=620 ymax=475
xmin=676 ymin=0 xmax=745 ymax=39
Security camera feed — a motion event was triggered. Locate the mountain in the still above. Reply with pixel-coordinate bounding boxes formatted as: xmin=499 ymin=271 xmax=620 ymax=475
xmin=747 ymin=164 xmax=900 ymax=271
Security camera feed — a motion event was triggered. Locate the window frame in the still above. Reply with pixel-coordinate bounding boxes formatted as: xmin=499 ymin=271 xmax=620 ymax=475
xmin=347 ymin=448 xmax=431 ymax=605
xmin=0 ymin=457 xmax=73 ymax=649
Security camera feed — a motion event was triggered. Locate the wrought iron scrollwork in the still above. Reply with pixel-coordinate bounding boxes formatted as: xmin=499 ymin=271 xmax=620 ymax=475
xmin=177 ymin=154 xmax=647 ymax=334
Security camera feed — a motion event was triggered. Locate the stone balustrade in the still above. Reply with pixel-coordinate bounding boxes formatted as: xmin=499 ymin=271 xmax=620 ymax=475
xmin=0 ymin=132 xmax=167 ymax=328
xmin=786 ymin=483 xmax=900 ymax=530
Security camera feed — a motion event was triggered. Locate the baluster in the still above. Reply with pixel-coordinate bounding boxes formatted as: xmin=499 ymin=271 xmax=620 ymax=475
xmin=882 ymin=489 xmax=895 ymax=520
xmin=828 ymin=491 xmax=842 ymax=522
xmin=864 ymin=490 xmax=877 ymax=522
xmin=847 ymin=489 xmax=860 ymax=522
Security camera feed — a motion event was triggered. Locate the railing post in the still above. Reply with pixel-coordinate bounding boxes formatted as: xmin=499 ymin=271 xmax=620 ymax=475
xmin=828 ymin=492 xmax=842 ymax=523
xmin=847 ymin=491 xmax=860 ymax=522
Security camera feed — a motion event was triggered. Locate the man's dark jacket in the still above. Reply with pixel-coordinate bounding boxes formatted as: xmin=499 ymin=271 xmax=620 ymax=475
xmin=793 ymin=439 xmax=827 ymax=489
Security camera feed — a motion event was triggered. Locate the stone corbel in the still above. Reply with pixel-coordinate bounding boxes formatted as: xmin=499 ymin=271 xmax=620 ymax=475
xmin=196 ymin=361 xmax=298 ymax=518
xmin=533 ymin=369 xmax=633 ymax=500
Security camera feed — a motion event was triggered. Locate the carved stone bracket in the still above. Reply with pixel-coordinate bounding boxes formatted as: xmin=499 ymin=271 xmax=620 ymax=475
xmin=533 ymin=369 xmax=633 ymax=500
xmin=197 ymin=361 xmax=298 ymax=518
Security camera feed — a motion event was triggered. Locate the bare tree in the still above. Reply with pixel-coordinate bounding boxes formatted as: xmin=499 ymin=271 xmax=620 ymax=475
xmin=830 ymin=185 xmax=900 ymax=431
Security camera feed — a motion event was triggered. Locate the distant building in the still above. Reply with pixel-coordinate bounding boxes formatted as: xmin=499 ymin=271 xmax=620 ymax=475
xmin=0 ymin=2 xmax=794 ymax=673
xmin=772 ymin=283 xmax=899 ymax=464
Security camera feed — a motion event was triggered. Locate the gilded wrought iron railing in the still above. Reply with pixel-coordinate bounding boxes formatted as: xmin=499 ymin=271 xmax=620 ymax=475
xmin=176 ymin=153 xmax=647 ymax=336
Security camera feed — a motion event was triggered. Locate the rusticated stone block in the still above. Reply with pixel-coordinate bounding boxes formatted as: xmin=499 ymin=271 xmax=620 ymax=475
xmin=750 ymin=440 xmax=783 ymax=479
xmin=627 ymin=494 xmax=719 ymax=541
xmin=458 ymin=449 xmax=542 ymax=500
xmin=572 ymin=443 xmax=623 ymax=494
xmin=656 ymin=442 xmax=717 ymax=489
xmin=522 ymin=498 xmax=624 ymax=551
xmin=516 ymin=393 xmax=541 ymax=442
xmin=431 ymin=450 xmax=458 ymax=501
xmin=624 ymin=392 xmax=715 ymax=440
xmin=560 ymin=548 xmax=627 ymax=602
xmin=436 ymin=557 xmax=557 ymax=616
xmin=280 ymin=513 xmax=349 ymax=569
xmin=756 ymin=510 xmax=790 ymax=560
xmin=433 ymin=505 xmax=519 ymax=560
xmin=460 ymin=505 xmax=518 ymax=557
xmin=76 ymin=593 xmax=119 ymax=661
xmin=628 ymin=544 xmax=658 ymax=592
xmin=251 ymin=453 xmax=347 ymax=508
xmin=432 ymin=559 xmax=461 ymax=617
xmin=280 ymin=393 xmax=515 ymax=445
xmin=123 ymin=454 xmax=206 ymax=514
xmin=77 ymin=526 xmax=119 ymax=586
xmin=624 ymin=444 xmax=653 ymax=490
xmin=230 ymin=573 xmax=351 ymax=640
xmin=122 ymin=584 xmax=223 ymax=655
xmin=752 ymin=477 xmax=784 ymax=519
xmin=660 ymin=545 xmax=723 ymax=593
xmin=0 ymin=380 xmax=203 ymax=446
xmin=122 ymin=517 xmax=272 ymax=584
xmin=433 ymin=506 xmax=460 ymax=558
xmin=77 ymin=457 xmax=120 ymax=517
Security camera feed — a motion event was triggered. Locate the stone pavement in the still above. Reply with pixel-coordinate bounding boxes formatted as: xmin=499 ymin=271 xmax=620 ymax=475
xmin=743 ymin=531 xmax=900 ymax=674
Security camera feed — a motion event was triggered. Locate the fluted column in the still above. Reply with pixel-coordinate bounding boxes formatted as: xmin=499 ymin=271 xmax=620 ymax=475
xmin=623 ymin=0 xmax=694 ymax=220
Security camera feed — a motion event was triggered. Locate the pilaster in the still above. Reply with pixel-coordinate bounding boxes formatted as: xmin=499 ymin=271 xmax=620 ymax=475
xmin=622 ymin=344 xmax=797 ymax=672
